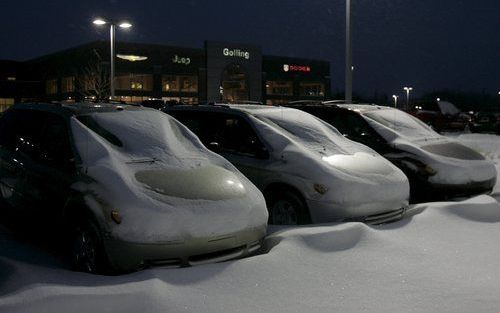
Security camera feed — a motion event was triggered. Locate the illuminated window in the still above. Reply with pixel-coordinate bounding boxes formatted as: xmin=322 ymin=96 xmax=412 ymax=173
xmin=46 ymin=79 xmax=58 ymax=94
xmin=117 ymin=96 xmax=150 ymax=103
xmin=116 ymin=74 xmax=153 ymax=91
xmin=299 ymin=82 xmax=325 ymax=97
xmin=0 ymin=98 xmax=14 ymax=112
xmin=180 ymin=75 xmax=198 ymax=92
xmin=162 ymin=96 xmax=198 ymax=105
xmin=162 ymin=75 xmax=198 ymax=93
xmin=266 ymin=81 xmax=293 ymax=96
xmin=61 ymin=76 xmax=75 ymax=93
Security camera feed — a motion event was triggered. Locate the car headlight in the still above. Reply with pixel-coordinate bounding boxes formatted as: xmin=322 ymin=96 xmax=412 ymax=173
xmin=423 ymin=165 xmax=437 ymax=176
xmin=111 ymin=210 xmax=122 ymax=224
xmin=314 ymin=183 xmax=329 ymax=195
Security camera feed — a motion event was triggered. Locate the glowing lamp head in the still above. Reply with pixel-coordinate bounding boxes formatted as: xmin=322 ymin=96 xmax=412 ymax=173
xmin=93 ymin=19 xmax=107 ymax=26
xmin=119 ymin=22 xmax=132 ymax=29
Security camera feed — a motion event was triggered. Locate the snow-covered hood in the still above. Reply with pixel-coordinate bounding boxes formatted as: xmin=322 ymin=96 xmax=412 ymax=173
xmin=362 ymin=109 xmax=497 ymax=185
xmin=70 ymin=109 xmax=268 ymax=243
xmin=244 ymin=107 xmax=409 ymax=205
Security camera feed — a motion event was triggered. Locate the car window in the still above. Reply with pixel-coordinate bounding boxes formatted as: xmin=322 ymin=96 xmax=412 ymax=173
xmin=76 ymin=115 xmax=123 ymax=147
xmin=363 ymin=109 xmax=440 ymax=140
xmin=0 ymin=110 xmax=45 ymax=155
xmin=219 ymin=115 xmax=264 ymax=157
xmin=38 ymin=113 xmax=74 ymax=167
xmin=0 ymin=110 xmax=18 ymax=150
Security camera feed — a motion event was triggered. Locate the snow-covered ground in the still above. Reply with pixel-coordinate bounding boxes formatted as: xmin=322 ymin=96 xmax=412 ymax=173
xmin=0 ymin=134 xmax=499 ymax=313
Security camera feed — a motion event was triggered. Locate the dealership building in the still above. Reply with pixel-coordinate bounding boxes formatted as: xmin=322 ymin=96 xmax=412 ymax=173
xmin=0 ymin=40 xmax=331 ymax=111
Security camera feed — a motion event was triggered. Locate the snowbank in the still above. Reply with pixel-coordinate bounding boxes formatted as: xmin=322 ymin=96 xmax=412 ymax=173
xmin=2 ymin=194 xmax=500 ymax=313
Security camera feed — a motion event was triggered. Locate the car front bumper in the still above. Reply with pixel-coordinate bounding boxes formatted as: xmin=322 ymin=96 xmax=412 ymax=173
xmin=103 ymin=225 xmax=266 ymax=272
xmin=306 ymin=198 xmax=409 ymax=225
xmin=427 ymin=177 xmax=496 ymax=199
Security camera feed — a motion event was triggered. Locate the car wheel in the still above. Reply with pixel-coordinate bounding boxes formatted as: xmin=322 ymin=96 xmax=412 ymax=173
xmin=71 ymin=220 xmax=109 ymax=274
xmin=267 ymin=189 xmax=311 ymax=225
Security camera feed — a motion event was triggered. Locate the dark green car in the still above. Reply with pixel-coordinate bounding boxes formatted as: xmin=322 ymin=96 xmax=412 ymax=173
xmin=0 ymin=103 xmax=267 ymax=274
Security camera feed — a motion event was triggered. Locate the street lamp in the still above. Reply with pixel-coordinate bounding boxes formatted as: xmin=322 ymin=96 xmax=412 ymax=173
xmin=403 ymin=87 xmax=413 ymax=111
xmin=345 ymin=0 xmax=353 ymax=104
xmin=92 ymin=18 xmax=132 ymax=99
xmin=392 ymin=95 xmax=399 ymax=108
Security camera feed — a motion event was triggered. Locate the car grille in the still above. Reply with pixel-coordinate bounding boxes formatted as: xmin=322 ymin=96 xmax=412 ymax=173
xmin=344 ymin=207 xmax=407 ymax=225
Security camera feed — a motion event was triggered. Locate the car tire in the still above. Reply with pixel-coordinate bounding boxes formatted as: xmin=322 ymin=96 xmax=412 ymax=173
xmin=266 ymin=189 xmax=311 ymax=225
xmin=71 ymin=220 xmax=111 ymax=274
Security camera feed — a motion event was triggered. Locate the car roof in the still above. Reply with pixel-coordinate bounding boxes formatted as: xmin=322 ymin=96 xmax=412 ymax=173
xmin=165 ymin=103 xmax=301 ymax=117
xmin=9 ymin=102 xmax=149 ymax=118
xmin=336 ymin=104 xmax=394 ymax=114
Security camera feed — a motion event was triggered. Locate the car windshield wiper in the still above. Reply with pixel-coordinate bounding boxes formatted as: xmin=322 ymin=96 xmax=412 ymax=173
xmin=126 ymin=158 xmax=158 ymax=164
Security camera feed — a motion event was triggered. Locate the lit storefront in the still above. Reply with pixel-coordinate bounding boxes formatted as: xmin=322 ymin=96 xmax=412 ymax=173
xmin=0 ymin=41 xmax=331 ymax=105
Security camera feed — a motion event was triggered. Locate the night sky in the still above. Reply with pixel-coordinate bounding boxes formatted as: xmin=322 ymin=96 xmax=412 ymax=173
xmin=1 ymin=0 xmax=499 ymax=97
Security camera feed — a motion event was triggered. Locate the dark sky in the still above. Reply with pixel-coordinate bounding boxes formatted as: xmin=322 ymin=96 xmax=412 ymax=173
xmin=1 ymin=0 xmax=499 ymax=97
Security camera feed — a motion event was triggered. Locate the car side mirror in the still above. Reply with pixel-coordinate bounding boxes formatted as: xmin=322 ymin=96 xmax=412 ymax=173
xmin=208 ymin=142 xmax=221 ymax=153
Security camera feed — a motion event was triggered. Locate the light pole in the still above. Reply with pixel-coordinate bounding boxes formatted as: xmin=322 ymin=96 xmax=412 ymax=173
xmin=93 ymin=18 xmax=132 ymax=99
xmin=403 ymin=87 xmax=413 ymax=111
xmin=392 ymin=95 xmax=399 ymax=108
xmin=345 ymin=0 xmax=353 ymax=104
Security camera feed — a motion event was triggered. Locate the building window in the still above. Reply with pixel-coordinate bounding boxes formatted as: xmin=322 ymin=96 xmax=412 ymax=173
xmin=266 ymin=81 xmax=293 ymax=96
xmin=61 ymin=76 xmax=75 ymax=93
xmin=46 ymin=79 xmax=58 ymax=94
xmin=162 ymin=75 xmax=198 ymax=92
xmin=116 ymin=74 xmax=153 ymax=91
xmin=0 ymin=98 xmax=14 ymax=112
xmin=117 ymin=96 xmax=150 ymax=103
xmin=299 ymin=82 xmax=325 ymax=97
xmin=265 ymin=99 xmax=291 ymax=106
xmin=162 ymin=96 xmax=198 ymax=105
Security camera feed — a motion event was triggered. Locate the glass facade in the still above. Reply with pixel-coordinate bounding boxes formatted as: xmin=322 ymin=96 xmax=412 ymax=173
xmin=116 ymin=74 xmax=153 ymax=91
xmin=162 ymin=75 xmax=198 ymax=92
xmin=117 ymin=96 xmax=151 ymax=103
xmin=46 ymin=79 xmax=58 ymax=94
xmin=61 ymin=76 xmax=75 ymax=93
xmin=0 ymin=98 xmax=14 ymax=112
xmin=299 ymin=82 xmax=325 ymax=97
xmin=266 ymin=81 xmax=294 ymax=96
xmin=162 ymin=96 xmax=198 ymax=105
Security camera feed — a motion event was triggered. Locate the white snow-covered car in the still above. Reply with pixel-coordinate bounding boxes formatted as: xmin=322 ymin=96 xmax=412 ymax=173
xmin=165 ymin=104 xmax=410 ymax=225
xmin=291 ymin=103 xmax=497 ymax=201
xmin=0 ymin=103 xmax=268 ymax=274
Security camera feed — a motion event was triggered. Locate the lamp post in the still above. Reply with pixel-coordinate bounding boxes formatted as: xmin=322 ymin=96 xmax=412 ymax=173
xmin=93 ymin=18 xmax=132 ymax=99
xmin=392 ymin=95 xmax=399 ymax=108
xmin=345 ymin=0 xmax=353 ymax=104
xmin=403 ymin=86 xmax=413 ymax=111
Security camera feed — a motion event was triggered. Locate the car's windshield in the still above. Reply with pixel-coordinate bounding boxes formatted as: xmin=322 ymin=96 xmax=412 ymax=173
xmin=363 ymin=108 xmax=440 ymax=140
xmin=74 ymin=109 xmax=204 ymax=161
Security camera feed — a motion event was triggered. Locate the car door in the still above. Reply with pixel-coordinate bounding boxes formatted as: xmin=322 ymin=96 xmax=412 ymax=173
xmin=0 ymin=110 xmax=45 ymax=213
xmin=23 ymin=112 xmax=76 ymax=223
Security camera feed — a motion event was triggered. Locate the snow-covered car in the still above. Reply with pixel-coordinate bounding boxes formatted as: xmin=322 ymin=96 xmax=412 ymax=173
xmin=0 ymin=103 xmax=267 ymax=274
xmin=164 ymin=104 xmax=410 ymax=225
xmin=288 ymin=103 xmax=497 ymax=201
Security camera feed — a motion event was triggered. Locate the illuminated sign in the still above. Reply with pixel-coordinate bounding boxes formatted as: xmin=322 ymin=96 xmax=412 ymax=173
xmin=172 ymin=54 xmax=191 ymax=66
xmin=116 ymin=54 xmax=148 ymax=62
xmin=283 ymin=64 xmax=311 ymax=73
xmin=223 ymin=48 xmax=250 ymax=60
